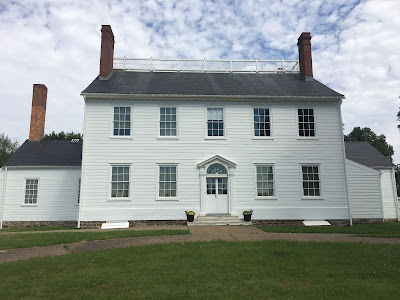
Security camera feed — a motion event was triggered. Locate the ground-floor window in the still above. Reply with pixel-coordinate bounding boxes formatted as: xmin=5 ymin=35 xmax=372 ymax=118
xmin=255 ymin=165 xmax=274 ymax=197
xmin=111 ymin=165 xmax=130 ymax=198
xmin=25 ymin=179 xmax=38 ymax=204
xmin=301 ymin=165 xmax=320 ymax=197
xmin=158 ymin=165 xmax=177 ymax=198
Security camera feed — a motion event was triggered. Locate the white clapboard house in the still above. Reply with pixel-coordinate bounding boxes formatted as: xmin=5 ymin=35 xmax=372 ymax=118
xmin=0 ymin=25 xmax=398 ymax=228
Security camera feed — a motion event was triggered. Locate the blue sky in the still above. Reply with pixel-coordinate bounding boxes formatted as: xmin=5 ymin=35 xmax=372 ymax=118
xmin=0 ymin=0 xmax=399 ymax=162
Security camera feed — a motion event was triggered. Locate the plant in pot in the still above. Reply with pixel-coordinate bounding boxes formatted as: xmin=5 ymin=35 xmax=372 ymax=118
xmin=243 ymin=209 xmax=253 ymax=222
xmin=185 ymin=210 xmax=195 ymax=222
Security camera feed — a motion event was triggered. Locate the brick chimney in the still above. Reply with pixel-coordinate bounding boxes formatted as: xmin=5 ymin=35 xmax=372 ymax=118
xmin=99 ymin=25 xmax=115 ymax=79
xmin=29 ymin=84 xmax=47 ymax=141
xmin=297 ymin=32 xmax=313 ymax=80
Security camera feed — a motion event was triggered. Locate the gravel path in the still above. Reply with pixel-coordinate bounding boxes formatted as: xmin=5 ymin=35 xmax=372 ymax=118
xmin=1 ymin=225 xmax=400 ymax=264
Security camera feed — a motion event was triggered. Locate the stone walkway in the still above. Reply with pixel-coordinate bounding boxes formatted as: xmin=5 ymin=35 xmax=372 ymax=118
xmin=1 ymin=225 xmax=400 ymax=264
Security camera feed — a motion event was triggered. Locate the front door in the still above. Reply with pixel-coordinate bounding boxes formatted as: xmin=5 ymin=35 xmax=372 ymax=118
xmin=206 ymin=177 xmax=228 ymax=214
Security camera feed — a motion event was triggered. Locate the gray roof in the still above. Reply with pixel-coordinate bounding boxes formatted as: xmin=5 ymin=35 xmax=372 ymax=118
xmin=4 ymin=140 xmax=82 ymax=167
xmin=82 ymin=71 xmax=343 ymax=98
xmin=345 ymin=142 xmax=394 ymax=168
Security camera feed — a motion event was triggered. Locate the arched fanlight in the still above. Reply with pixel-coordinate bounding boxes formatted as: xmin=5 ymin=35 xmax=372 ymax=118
xmin=207 ymin=163 xmax=228 ymax=175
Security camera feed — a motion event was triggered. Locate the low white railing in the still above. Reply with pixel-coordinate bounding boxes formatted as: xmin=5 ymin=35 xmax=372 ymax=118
xmin=114 ymin=57 xmax=299 ymax=73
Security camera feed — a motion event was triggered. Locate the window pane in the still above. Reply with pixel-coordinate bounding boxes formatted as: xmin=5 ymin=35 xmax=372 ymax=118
xmin=159 ymin=165 xmax=177 ymax=197
xmin=25 ymin=179 xmax=38 ymax=204
xmin=298 ymin=108 xmax=315 ymax=137
xmin=113 ymin=107 xmax=131 ymax=136
xmin=111 ymin=166 xmax=130 ymax=198
xmin=301 ymin=165 xmax=320 ymax=197
xmin=160 ymin=107 xmax=177 ymax=136
xmin=256 ymin=165 xmax=274 ymax=197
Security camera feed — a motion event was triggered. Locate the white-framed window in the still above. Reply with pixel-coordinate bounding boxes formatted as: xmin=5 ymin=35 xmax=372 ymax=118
xmin=111 ymin=165 xmax=130 ymax=198
xmin=206 ymin=107 xmax=225 ymax=137
xmin=158 ymin=164 xmax=178 ymax=199
xmin=301 ymin=165 xmax=321 ymax=197
xmin=77 ymin=178 xmax=81 ymax=204
xmin=253 ymin=108 xmax=271 ymax=137
xmin=298 ymin=108 xmax=315 ymax=137
xmin=24 ymin=179 xmax=38 ymax=204
xmin=159 ymin=107 xmax=177 ymax=137
xmin=255 ymin=165 xmax=274 ymax=198
xmin=113 ymin=107 xmax=131 ymax=136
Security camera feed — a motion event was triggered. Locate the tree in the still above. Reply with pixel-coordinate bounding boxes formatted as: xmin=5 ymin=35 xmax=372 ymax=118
xmin=44 ymin=131 xmax=83 ymax=140
xmin=0 ymin=133 xmax=19 ymax=167
xmin=397 ymin=108 xmax=400 ymax=130
xmin=344 ymin=127 xmax=394 ymax=161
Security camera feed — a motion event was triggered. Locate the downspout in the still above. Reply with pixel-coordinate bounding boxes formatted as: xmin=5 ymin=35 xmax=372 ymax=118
xmin=77 ymin=98 xmax=88 ymax=229
xmin=377 ymin=172 xmax=384 ymax=222
xmin=390 ymin=168 xmax=399 ymax=221
xmin=0 ymin=167 xmax=8 ymax=230
xmin=338 ymin=101 xmax=353 ymax=226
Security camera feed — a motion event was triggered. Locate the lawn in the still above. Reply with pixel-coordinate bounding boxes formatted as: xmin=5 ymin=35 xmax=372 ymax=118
xmin=0 ymin=229 xmax=189 ymax=250
xmin=0 ymin=240 xmax=399 ymax=299
xmin=259 ymin=222 xmax=400 ymax=238
xmin=1 ymin=226 xmax=75 ymax=233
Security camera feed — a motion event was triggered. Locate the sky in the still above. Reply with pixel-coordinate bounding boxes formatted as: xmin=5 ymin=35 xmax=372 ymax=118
xmin=0 ymin=0 xmax=399 ymax=163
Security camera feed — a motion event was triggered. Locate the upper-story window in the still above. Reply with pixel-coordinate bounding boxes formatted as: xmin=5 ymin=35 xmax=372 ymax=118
xmin=207 ymin=108 xmax=224 ymax=137
xmin=298 ymin=109 xmax=315 ymax=137
xmin=113 ymin=107 xmax=131 ymax=136
xmin=254 ymin=108 xmax=271 ymax=137
xmin=160 ymin=107 xmax=177 ymax=137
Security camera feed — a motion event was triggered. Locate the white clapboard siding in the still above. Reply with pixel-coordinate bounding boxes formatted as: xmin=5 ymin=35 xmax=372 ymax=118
xmin=346 ymin=160 xmax=383 ymax=219
xmin=80 ymin=99 xmax=349 ymax=221
xmin=379 ymin=168 xmax=398 ymax=219
xmin=0 ymin=168 xmax=4 ymax=218
xmin=2 ymin=168 xmax=81 ymax=221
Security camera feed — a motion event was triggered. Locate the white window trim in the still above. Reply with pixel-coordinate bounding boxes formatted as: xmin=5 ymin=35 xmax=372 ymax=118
xmin=110 ymin=106 xmax=134 ymax=139
xmin=204 ymin=106 xmax=227 ymax=140
xmin=252 ymin=107 xmax=274 ymax=140
xmin=157 ymin=105 xmax=179 ymax=140
xmin=22 ymin=178 xmax=40 ymax=206
xmin=296 ymin=107 xmax=319 ymax=140
xmin=299 ymin=163 xmax=323 ymax=200
xmin=108 ymin=163 xmax=132 ymax=201
xmin=156 ymin=163 xmax=179 ymax=201
xmin=254 ymin=164 xmax=277 ymax=200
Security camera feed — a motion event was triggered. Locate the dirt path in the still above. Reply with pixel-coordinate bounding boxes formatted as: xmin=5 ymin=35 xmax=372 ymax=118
xmin=1 ymin=225 xmax=400 ymax=264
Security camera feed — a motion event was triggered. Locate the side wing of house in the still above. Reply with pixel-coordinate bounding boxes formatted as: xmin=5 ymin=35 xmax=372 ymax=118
xmin=2 ymin=168 xmax=81 ymax=223
xmin=379 ymin=168 xmax=398 ymax=220
xmin=0 ymin=168 xmax=3 ymax=220
xmin=346 ymin=159 xmax=383 ymax=220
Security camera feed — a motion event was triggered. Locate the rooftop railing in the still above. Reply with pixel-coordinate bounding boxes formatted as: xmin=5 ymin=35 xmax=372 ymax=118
xmin=113 ymin=58 xmax=299 ymax=73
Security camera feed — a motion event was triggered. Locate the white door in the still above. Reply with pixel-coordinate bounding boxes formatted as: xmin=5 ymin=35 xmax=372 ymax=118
xmin=206 ymin=177 xmax=228 ymax=214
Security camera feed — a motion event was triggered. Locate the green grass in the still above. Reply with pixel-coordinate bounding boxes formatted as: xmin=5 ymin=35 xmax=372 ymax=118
xmin=0 ymin=241 xmax=399 ymax=299
xmin=259 ymin=222 xmax=400 ymax=237
xmin=1 ymin=226 xmax=75 ymax=233
xmin=0 ymin=230 xmax=189 ymax=250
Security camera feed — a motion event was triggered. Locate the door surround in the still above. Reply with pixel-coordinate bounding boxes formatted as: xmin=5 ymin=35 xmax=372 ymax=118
xmin=198 ymin=155 xmax=236 ymax=216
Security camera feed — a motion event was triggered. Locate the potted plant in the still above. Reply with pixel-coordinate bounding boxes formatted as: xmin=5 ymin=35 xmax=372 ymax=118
xmin=243 ymin=209 xmax=253 ymax=222
xmin=185 ymin=210 xmax=195 ymax=222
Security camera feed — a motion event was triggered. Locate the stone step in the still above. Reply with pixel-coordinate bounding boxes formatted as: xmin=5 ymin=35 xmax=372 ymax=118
xmin=188 ymin=216 xmax=252 ymax=226
xmin=101 ymin=221 xmax=129 ymax=230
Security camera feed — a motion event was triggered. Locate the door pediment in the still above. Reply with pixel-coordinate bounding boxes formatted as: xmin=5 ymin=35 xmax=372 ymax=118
xmin=197 ymin=155 xmax=236 ymax=169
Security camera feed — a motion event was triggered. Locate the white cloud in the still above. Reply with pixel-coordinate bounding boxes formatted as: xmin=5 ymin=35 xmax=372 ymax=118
xmin=0 ymin=0 xmax=399 ymax=162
